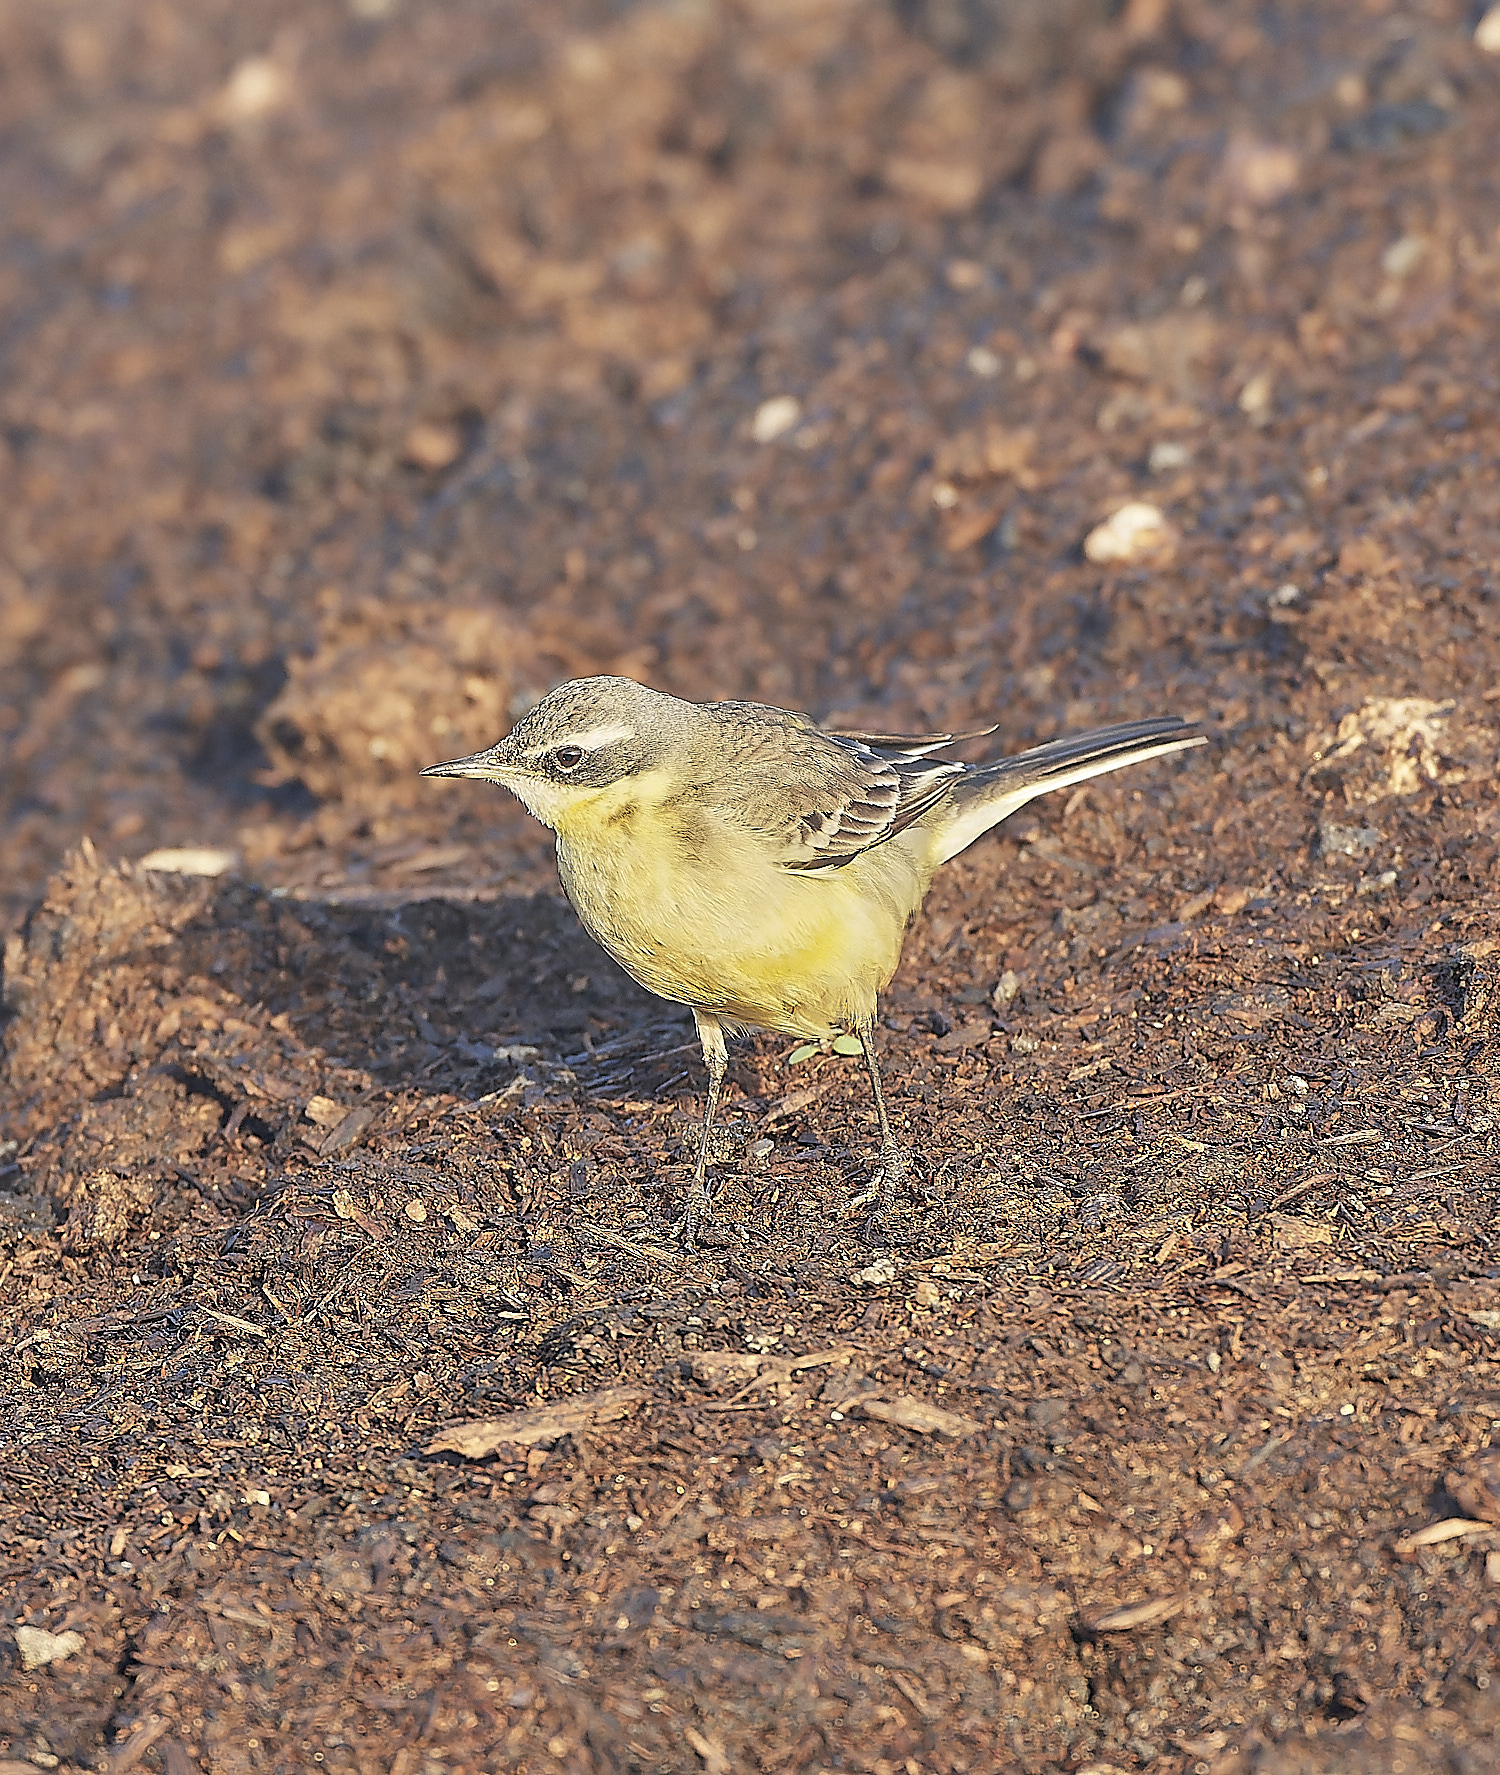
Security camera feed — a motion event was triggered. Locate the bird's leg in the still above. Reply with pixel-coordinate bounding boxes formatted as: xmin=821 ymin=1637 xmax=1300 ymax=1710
xmin=678 ymin=1009 xmax=728 ymax=1248
xmin=843 ymin=1019 xmax=912 ymax=1219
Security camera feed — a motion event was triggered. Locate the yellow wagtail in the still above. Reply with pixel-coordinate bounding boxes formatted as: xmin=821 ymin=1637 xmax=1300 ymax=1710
xmin=424 ymin=677 xmax=1204 ymax=1242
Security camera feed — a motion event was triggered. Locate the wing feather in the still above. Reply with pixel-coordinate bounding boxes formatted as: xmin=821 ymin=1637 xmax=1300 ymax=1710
xmin=777 ymin=734 xmax=964 ymax=872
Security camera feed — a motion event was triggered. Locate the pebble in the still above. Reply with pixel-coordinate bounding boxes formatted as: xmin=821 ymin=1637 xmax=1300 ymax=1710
xmin=1238 ymin=371 xmax=1274 ymax=423
xmin=15 ymin=1626 xmax=86 ymax=1672
xmin=992 ymin=969 xmax=1021 ymax=1009
xmin=218 ymin=56 xmax=291 ymax=123
xmin=852 ymin=1256 xmax=899 ymax=1287
xmin=1084 ymin=501 xmax=1177 ymax=564
xmin=1477 ymin=5 xmax=1500 ymax=54
xmin=403 ymin=419 xmax=464 ymax=470
xmin=1222 ymin=134 xmax=1300 ymax=207
xmin=1148 ymin=440 xmax=1193 ymax=474
xmin=1381 ymin=235 xmax=1426 ymax=280
xmin=404 ymin=1199 xmax=429 ymax=1224
xmin=1319 ymin=820 xmax=1382 ymax=857
xmin=751 ymin=396 xmax=801 ymax=444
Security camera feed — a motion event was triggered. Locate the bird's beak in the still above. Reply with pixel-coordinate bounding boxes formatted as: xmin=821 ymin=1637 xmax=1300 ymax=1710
xmin=420 ymin=743 xmax=515 ymax=783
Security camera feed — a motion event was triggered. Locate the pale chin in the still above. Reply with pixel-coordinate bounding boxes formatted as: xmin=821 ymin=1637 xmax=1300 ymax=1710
xmin=505 ymin=776 xmax=568 ymax=830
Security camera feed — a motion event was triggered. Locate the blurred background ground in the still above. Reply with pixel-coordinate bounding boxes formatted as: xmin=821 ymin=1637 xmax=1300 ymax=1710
xmin=2 ymin=1 xmax=1499 ymax=1771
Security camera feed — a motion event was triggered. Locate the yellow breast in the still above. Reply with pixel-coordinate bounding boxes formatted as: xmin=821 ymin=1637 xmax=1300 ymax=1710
xmin=554 ymin=782 xmax=930 ymax=1038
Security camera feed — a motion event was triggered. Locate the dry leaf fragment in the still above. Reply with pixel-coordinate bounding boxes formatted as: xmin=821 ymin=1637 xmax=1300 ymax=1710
xmin=425 ymin=1386 xmax=647 ymax=1458
xmin=858 ymin=1395 xmax=983 ymax=1438
xmin=1086 ymin=1594 xmax=1187 ymax=1632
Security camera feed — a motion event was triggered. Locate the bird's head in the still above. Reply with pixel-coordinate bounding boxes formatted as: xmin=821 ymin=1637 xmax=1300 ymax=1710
xmin=421 ymin=675 xmax=687 ymax=830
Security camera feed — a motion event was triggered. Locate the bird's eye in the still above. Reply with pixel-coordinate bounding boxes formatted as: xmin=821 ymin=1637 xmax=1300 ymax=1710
xmin=553 ymin=745 xmax=585 ymax=772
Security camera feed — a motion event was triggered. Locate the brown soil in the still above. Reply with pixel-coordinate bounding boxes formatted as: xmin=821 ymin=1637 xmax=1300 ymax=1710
xmin=3 ymin=2 xmax=1499 ymax=1772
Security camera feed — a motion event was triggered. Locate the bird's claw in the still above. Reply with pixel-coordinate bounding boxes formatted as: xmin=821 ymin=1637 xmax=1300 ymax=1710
xmin=673 ymin=1176 xmax=711 ymax=1250
xmin=840 ymin=1145 xmax=913 ymax=1221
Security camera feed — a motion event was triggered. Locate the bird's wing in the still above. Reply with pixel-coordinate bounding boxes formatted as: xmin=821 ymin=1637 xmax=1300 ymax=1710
xmin=764 ymin=731 xmax=967 ymax=872
xmin=822 ymin=721 xmax=997 ymax=757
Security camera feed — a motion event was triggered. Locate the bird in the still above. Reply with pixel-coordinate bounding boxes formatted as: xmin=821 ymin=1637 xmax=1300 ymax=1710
xmin=423 ymin=676 xmax=1205 ymax=1244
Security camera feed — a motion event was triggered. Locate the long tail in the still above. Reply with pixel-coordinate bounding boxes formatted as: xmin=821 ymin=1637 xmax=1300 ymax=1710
xmin=933 ymin=716 xmax=1205 ymax=865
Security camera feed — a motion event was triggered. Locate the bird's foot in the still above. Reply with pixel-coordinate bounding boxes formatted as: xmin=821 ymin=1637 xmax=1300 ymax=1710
xmin=840 ymin=1144 xmax=913 ymax=1221
xmin=672 ymin=1174 xmax=712 ymax=1251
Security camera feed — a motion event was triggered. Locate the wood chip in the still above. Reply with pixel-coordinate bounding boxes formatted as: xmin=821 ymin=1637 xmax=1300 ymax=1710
xmin=690 ymin=1345 xmax=857 ymax=1390
xmin=1085 ymin=1594 xmax=1187 ymax=1632
xmin=683 ymin=1726 xmax=730 ymax=1775
xmin=1271 ymin=1217 xmax=1335 ymax=1248
xmin=136 ymin=847 xmax=238 ymax=876
xmin=329 ymin=1183 xmax=386 ymax=1238
xmin=320 ymin=1105 xmax=376 ymax=1156
xmin=1395 ymin=1517 xmax=1497 ymax=1552
xmin=858 ymin=1395 xmax=983 ymax=1438
xmin=425 ymin=1386 xmax=648 ymax=1458
xmin=759 ymin=1081 xmax=834 ymax=1127
xmin=304 ymin=1095 xmax=347 ymax=1129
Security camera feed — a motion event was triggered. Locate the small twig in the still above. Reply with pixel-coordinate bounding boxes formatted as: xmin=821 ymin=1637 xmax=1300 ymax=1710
xmin=198 ymin=1307 xmax=268 ymax=1340
xmin=1270 ymin=1171 xmax=1335 ymax=1211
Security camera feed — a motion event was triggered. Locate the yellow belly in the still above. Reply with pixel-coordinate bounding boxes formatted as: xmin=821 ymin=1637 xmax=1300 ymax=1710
xmin=554 ymin=785 xmax=930 ymax=1038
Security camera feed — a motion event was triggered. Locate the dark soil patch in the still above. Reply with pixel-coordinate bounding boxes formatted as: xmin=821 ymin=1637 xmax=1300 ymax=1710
xmin=3 ymin=3 xmax=1499 ymax=1772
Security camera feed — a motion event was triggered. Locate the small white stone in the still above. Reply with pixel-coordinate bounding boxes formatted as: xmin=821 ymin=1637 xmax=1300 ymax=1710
xmin=15 ymin=1626 xmax=86 ymax=1672
xmin=1476 ymin=4 xmax=1500 ymax=54
xmin=1381 ymin=235 xmax=1426 ymax=279
xmin=1083 ymin=501 xmax=1177 ymax=565
xmin=751 ymin=396 xmax=801 ymax=444
xmin=404 ymin=1199 xmax=429 ymax=1224
xmin=1148 ymin=440 xmax=1192 ymax=474
xmin=852 ymin=1256 xmax=899 ymax=1287
xmin=1238 ymin=371 xmax=1274 ymax=421
xmin=966 ymin=345 xmax=1002 ymax=378
xmin=992 ymin=969 xmax=1021 ymax=1009
xmin=218 ymin=56 xmax=290 ymax=122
